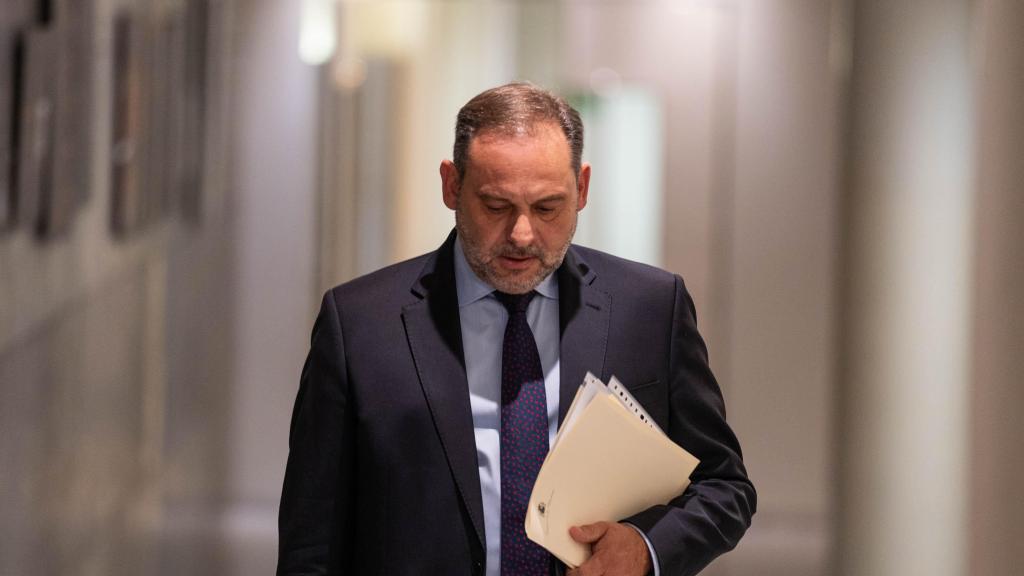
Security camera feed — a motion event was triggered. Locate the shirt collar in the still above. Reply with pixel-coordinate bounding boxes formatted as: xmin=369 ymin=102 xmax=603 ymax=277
xmin=453 ymin=236 xmax=559 ymax=307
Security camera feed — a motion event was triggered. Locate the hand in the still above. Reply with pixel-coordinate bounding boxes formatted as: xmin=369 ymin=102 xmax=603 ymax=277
xmin=566 ymin=521 xmax=652 ymax=576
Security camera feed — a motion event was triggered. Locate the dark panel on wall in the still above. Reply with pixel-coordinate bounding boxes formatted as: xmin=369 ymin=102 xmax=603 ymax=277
xmin=179 ymin=0 xmax=209 ymax=225
xmin=16 ymin=26 xmax=57 ymax=236
xmin=110 ymin=12 xmax=145 ymax=236
xmin=1 ymin=0 xmax=94 ymax=239
xmin=45 ymin=0 xmax=96 ymax=236
xmin=148 ymin=8 xmax=188 ymax=224
xmin=112 ymin=3 xmax=208 ymax=238
xmin=0 ymin=1 xmax=36 ymax=232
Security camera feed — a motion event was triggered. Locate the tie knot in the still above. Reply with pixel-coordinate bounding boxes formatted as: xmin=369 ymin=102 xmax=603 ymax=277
xmin=495 ymin=290 xmax=536 ymax=314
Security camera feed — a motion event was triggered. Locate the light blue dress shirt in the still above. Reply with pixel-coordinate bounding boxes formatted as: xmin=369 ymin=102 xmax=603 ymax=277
xmin=453 ymin=239 xmax=659 ymax=576
xmin=454 ymin=239 xmax=562 ymax=575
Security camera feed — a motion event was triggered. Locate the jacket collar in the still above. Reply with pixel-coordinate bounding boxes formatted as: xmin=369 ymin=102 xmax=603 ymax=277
xmin=555 ymin=244 xmax=610 ymax=424
xmin=403 ymin=230 xmax=485 ymax=549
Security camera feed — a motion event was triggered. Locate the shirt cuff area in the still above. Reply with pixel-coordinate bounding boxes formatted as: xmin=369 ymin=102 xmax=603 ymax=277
xmin=622 ymin=522 xmax=660 ymax=576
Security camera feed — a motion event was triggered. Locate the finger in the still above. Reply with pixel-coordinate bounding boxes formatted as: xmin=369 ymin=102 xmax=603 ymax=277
xmin=570 ymin=554 xmax=604 ymax=576
xmin=569 ymin=521 xmax=610 ymax=544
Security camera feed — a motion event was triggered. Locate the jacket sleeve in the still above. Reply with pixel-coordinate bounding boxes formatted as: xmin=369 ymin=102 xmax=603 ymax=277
xmin=278 ymin=290 xmax=354 ymax=575
xmin=624 ymin=275 xmax=757 ymax=575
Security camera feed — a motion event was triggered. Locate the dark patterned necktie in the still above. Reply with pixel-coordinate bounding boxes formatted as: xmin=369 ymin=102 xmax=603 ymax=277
xmin=496 ymin=291 xmax=551 ymax=576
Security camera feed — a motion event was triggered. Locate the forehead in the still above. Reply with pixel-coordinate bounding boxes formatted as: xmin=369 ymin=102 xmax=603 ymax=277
xmin=470 ymin=120 xmax=568 ymax=146
xmin=465 ymin=122 xmax=573 ymax=176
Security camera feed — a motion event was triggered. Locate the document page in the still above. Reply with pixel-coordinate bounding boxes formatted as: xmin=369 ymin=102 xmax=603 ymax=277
xmin=526 ymin=374 xmax=699 ymax=567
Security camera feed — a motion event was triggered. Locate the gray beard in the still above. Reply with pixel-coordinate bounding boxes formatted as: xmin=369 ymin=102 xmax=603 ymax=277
xmin=455 ymin=208 xmax=575 ymax=294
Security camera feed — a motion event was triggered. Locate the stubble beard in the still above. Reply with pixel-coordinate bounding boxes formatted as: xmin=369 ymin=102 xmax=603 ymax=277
xmin=455 ymin=206 xmax=575 ymax=295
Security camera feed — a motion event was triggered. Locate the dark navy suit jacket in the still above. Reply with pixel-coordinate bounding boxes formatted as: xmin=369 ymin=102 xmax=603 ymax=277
xmin=278 ymin=231 xmax=756 ymax=575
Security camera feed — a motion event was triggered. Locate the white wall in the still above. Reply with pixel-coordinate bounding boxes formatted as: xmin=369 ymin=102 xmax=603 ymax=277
xmin=227 ymin=0 xmax=318 ymax=520
xmin=970 ymin=1 xmax=1024 ymax=573
xmin=721 ymin=1 xmax=841 ymax=573
xmin=838 ymin=1 xmax=974 ymax=573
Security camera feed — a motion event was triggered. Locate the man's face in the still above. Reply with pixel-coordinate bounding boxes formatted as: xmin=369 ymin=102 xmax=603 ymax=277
xmin=440 ymin=122 xmax=590 ymax=294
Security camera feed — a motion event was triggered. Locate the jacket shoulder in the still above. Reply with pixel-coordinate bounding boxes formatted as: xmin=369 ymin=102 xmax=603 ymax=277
xmin=324 ymin=252 xmax=432 ymax=311
xmin=570 ymin=244 xmax=680 ymax=293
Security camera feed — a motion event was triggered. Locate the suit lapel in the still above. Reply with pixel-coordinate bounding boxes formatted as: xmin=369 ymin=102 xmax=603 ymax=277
xmin=557 ymin=247 xmax=611 ymax=425
xmin=401 ymin=232 xmax=486 ymax=551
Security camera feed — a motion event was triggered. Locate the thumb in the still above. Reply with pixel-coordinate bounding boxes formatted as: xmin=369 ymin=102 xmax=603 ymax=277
xmin=569 ymin=522 xmax=609 ymax=544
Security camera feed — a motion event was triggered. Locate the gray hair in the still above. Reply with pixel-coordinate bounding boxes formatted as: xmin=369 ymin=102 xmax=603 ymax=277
xmin=452 ymin=82 xmax=584 ymax=180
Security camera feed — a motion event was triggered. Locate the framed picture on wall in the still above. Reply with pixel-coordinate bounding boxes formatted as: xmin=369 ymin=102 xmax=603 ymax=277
xmin=43 ymin=0 xmax=96 ymax=237
xmin=0 ymin=0 xmax=36 ymax=233
xmin=146 ymin=6 xmax=187 ymax=224
xmin=0 ymin=11 xmax=17 ymax=231
xmin=110 ymin=12 xmax=145 ymax=236
xmin=178 ymin=0 xmax=209 ymax=225
xmin=16 ymin=26 xmax=58 ymax=236
xmin=110 ymin=1 xmax=217 ymax=238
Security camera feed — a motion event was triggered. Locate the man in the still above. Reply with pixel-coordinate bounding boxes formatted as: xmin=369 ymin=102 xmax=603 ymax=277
xmin=278 ymin=83 xmax=755 ymax=576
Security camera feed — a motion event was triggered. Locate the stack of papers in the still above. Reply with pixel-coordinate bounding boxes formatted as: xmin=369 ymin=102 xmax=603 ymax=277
xmin=525 ymin=373 xmax=699 ymax=568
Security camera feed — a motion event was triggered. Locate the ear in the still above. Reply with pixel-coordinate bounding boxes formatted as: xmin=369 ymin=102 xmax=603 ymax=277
xmin=440 ymin=160 xmax=459 ymax=210
xmin=575 ymin=162 xmax=591 ymax=211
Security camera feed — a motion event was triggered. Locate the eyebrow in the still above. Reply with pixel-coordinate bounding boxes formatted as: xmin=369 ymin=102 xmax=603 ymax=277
xmin=478 ymin=192 xmax=569 ymax=204
xmin=533 ymin=194 xmax=568 ymax=204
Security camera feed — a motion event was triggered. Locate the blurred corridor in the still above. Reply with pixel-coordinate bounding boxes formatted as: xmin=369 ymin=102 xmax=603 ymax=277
xmin=0 ymin=0 xmax=1022 ymax=574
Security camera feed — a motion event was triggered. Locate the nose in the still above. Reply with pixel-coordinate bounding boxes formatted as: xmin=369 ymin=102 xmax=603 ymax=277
xmin=509 ymin=213 xmax=535 ymax=247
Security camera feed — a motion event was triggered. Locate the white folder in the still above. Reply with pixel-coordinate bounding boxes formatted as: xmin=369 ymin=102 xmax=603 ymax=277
xmin=525 ymin=374 xmax=699 ymax=568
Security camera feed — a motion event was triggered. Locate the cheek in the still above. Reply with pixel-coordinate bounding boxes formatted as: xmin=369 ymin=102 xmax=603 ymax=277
xmin=539 ymin=217 xmax=573 ymax=242
xmin=468 ymin=215 xmax=506 ymax=247
xmin=464 ymin=209 xmax=494 ymax=234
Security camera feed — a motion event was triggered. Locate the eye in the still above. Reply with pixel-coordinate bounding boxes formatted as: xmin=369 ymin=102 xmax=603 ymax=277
xmin=534 ymin=203 xmax=558 ymax=216
xmin=485 ymin=203 xmax=509 ymax=214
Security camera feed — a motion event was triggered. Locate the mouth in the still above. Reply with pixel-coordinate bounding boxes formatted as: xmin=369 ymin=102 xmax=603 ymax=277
xmin=498 ymin=254 xmax=538 ymax=271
